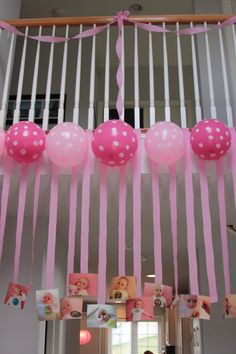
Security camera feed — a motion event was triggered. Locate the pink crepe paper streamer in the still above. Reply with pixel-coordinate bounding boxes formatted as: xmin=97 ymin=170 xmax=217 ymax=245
xmin=169 ymin=164 xmax=179 ymax=296
xmin=216 ymin=159 xmax=231 ymax=296
xmin=198 ymin=159 xmax=218 ymax=302
xmin=133 ymin=130 xmax=142 ymax=297
xmin=184 ymin=129 xmax=199 ymax=295
xmin=97 ymin=166 xmax=108 ymax=304
xmin=80 ymin=131 xmax=92 ymax=274
xmin=118 ymin=166 xmax=127 ymax=276
xmin=151 ymin=162 xmax=163 ymax=284
xmin=0 ymin=157 xmax=13 ymax=265
xmin=230 ymin=129 xmax=236 ymax=239
xmin=13 ymin=164 xmax=28 ymax=283
xmin=45 ymin=164 xmax=59 ymax=290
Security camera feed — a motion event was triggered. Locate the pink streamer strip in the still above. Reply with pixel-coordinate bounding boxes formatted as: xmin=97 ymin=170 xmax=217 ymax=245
xmin=169 ymin=164 xmax=179 ymax=295
xmin=0 ymin=157 xmax=12 ymax=265
xmin=80 ymin=131 xmax=92 ymax=274
xmin=13 ymin=164 xmax=28 ymax=283
xmin=216 ymin=159 xmax=231 ymax=295
xmin=97 ymin=166 xmax=108 ymax=304
xmin=151 ymin=162 xmax=163 ymax=284
xmin=45 ymin=164 xmax=59 ymax=290
xmin=231 ymin=129 xmax=236 ymax=236
xmin=115 ymin=15 xmax=124 ymax=119
xmin=29 ymin=160 xmax=42 ymax=287
xmin=198 ymin=159 xmax=217 ymax=302
xmin=133 ymin=130 xmax=142 ymax=297
xmin=118 ymin=166 xmax=127 ymax=276
xmin=184 ymin=130 xmax=199 ymax=295
xmin=67 ymin=166 xmax=79 ymax=295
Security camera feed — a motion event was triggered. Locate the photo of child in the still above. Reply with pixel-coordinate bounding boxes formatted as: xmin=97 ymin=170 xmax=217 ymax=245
xmin=68 ymin=273 xmax=98 ymax=297
xmin=110 ymin=276 xmax=136 ymax=301
xmin=177 ymin=295 xmax=211 ymax=320
xmin=126 ymin=297 xmax=154 ymax=322
xmin=144 ymin=282 xmax=173 ymax=308
xmin=60 ymin=297 xmax=83 ymax=320
xmin=4 ymin=282 xmax=29 ymax=310
xmin=223 ymin=294 xmax=236 ymax=319
xmin=36 ymin=289 xmax=60 ymax=321
xmin=87 ymin=304 xmax=117 ymax=328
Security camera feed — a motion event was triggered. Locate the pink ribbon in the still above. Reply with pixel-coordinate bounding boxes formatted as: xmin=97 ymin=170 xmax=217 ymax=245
xmin=169 ymin=164 xmax=178 ymax=295
xmin=13 ymin=164 xmax=28 ymax=283
xmin=198 ymin=159 xmax=217 ymax=302
xmin=151 ymin=162 xmax=163 ymax=284
xmin=216 ymin=159 xmax=231 ymax=295
xmin=118 ymin=166 xmax=127 ymax=276
xmin=80 ymin=131 xmax=92 ymax=274
xmin=97 ymin=166 xmax=108 ymax=304
xmin=0 ymin=157 xmax=12 ymax=265
xmin=231 ymin=129 xmax=236 ymax=237
xmin=45 ymin=164 xmax=59 ymax=290
xmin=133 ymin=130 xmax=142 ymax=297
xmin=184 ymin=129 xmax=199 ymax=295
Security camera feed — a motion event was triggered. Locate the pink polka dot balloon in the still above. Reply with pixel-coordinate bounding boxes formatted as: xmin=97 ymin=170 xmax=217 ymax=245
xmin=190 ymin=119 xmax=231 ymax=160
xmin=0 ymin=128 xmax=5 ymax=157
xmin=92 ymin=120 xmax=138 ymax=166
xmin=145 ymin=121 xmax=185 ymax=165
xmin=5 ymin=121 xmax=45 ymax=163
xmin=46 ymin=122 xmax=88 ymax=167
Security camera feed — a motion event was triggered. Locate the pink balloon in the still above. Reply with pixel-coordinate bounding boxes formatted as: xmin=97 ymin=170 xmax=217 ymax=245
xmin=145 ymin=121 xmax=185 ymax=165
xmin=5 ymin=121 xmax=45 ymax=163
xmin=190 ymin=119 xmax=231 ymax=160
xmin=46 ymin=123 xmax=88 ymax=167
xmin=92 ymin=120 xmax=138 ymax=166
xmin=0 ymin=128 xmax=5 ymax=157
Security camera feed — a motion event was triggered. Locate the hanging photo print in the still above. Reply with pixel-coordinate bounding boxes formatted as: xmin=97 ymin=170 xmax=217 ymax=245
xmin=68 ymin=273 xmax=98 ymax=297
xmin=87 ymin=304 xmax=117 ymax=328
xmin=144 ymin=282 xmax=173 ymax=308
xmin=4 ymin=282 xmax=29 ymax=309
xmin=176 ymin=295 xmax=211 ymax=320
xmin=223 ymin=294 xmax=236 ymax=319
xmin=109 ymin=276 xmax=136 ymax=301
xmin=126 ymin=297 xmax=154 ymax=322
xmin=60 ymin=297 xmax=83 ymax=320
xmin=36 ymin=289 xmax=60 ymax=321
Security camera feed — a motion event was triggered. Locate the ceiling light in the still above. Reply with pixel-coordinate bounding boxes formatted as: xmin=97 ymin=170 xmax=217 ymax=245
xmin=146 ymin=274 xmax=155 ymax=278
xmin=130 ymin=3 xmax=143 ymax=12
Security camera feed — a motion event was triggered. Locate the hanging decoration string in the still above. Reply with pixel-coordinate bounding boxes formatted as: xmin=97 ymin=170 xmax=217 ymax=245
xmin=184 ymin=129 xmax=199 ymax=295
xmin=0 ymin=157 xmax=13 ymax=265
xmin=133 ymin=130 xmax=142 ymax=297
xmin=13 ymin=164 xmax=28 ymax=283
xmin=80 ymin=131 xmax=92 ymax=274
xmin=151 ymin=162 xmax=163 ymax=284
xmin=45 ymin=164 xmax=59 ymax=290
xmin=216 ymin=159 xmax=231 ymax=295
xmin=97 ymin=166 xmax=108 ymax=304
xmin=198 ymin=159 xmax=217 ymax=302
xmin=118 ymin=166 xmax=127 ymax=276
xmin=169 ymin=164 xmax=179 ymax=296
xmin=66 ymin=165 xmax=79 ymax=296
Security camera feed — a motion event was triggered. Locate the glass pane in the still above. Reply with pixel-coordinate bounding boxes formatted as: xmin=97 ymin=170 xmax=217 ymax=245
xmin=137 ymin=321 xmax=160 ymax=354
xmin=111 ymin=322 xmax=131 ymax=354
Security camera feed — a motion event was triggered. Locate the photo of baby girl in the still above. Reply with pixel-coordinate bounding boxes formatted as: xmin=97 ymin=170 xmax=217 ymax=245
xmin=60 ymin=297 xmax=83 ymax=320
xmin=109 ymin=275 xmax=136 ymax=301
xmin=4 ymin=282 xmax=29 ymax=310
xmin=36 ymin=289 xmax=60 ymax=321
xmin=68 ymin=273 xmax=98 ymax=297
xmin=126 ymin=297 xmax=154 ymax=322
xmin=223 ymin=294 xmax=236 ymax=319
xmin=87 ymin=304 xmax=117 ymax=328
xmin=176 ymin=294 xmax=211 ymax=320
xmin=144 ymin=282 xmax=173 ymax=308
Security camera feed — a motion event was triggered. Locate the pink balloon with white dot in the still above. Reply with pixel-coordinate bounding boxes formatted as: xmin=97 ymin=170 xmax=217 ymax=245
xmin=5 ymin=121 xmax=45 ymax=163
xmin=190 ymin=119 xmax=231 ymax=160
xmin=92 ymin=120 xmax=138 ymax=166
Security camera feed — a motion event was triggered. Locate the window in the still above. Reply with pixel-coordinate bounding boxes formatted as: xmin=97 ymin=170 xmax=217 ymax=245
xmin=109 ymin=320 xmax=163 ymax=354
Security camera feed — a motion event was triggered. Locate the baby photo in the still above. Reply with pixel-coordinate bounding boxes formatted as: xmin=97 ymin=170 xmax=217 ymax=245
xmin=4 ymin=282 xmax=29 ymax=310
xmin=126 ymin=297 xmax=154 ymax=322
xmin=87 ymin=304 xmax=117 ymax=328
xmin=177 ymin=294 xmax=211 ymax=320
xmin=144 ymin=282 xmax=173 ymax=308
xmin=36 ymin=289 xmax=60 ymax=321
xmin=223 ymin=294 xmax=236 ymax=319
xmin=68 ymin=273 xmax=98 ymax=297
xmin=60 ymin=297 xmax=83 ymax=320
xmin=109 ymin=275 xmax=136 ymax=301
